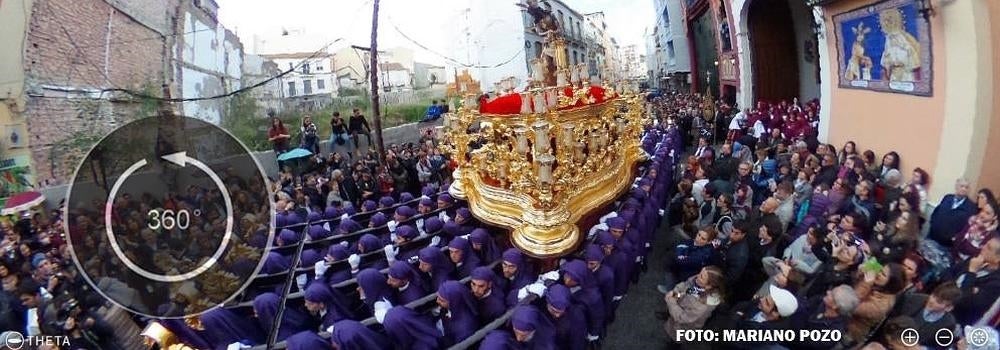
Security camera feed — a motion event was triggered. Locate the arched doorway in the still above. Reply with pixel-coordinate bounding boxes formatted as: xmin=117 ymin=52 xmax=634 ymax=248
xmin=747 ymin=0 xmax=799 ymax=102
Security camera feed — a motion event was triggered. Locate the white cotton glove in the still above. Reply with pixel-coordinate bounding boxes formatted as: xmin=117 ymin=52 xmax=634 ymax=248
xmin=314 ymin=261 xmax=329 ymax=279
xmin=460 ymin=234 xmax=470 ymax=240
xmin=325 ymin=325 xmax=335 ymax=334
xmin=373 ymin=301 xmax=392 ymax=324
xmin=340 ymin=241 xmax=350 ymax=248
xmin=340 ymin=213 xmax=350 ymax=220
xmin=645 ymin=243 xmax=651 ymax=248
xmin=416 ymin=219 xmax=426 ymax=235
xmin=389 ymin=233 xmax=398 ymax=242
xmin=436 ymin=318 xmax=445 ymax=335
xmin=587 ymin=334 xmax=600 ymax=341
xmin=599 ymin=212 xmax=618 ymax=224
xmin=383 ymin=245 xmax=399 ymax=263
xmin=526 ymin=283 xmax=546 ymax=297
xmin=634 ymin=256 xmax=642 ymax=263
xmin=612 ymin=295 xmax=624 ymax=301
xmin=517 ymin=286 xmax=529 ymax=301
xmin=387 ymin=221 xmax=398 ymax=233
xmin=323 ymin=222 xmax=331 ymax=231
xmin=348 ymin=254 xmax=361 ymax=271
xmin=541 ymin=271 xmax=560 ymax=282
xmin=295 ymin=274 xmax=308 ymax=291
xmin=407 ymin=256 xmax=419 ymax=264
xmin=658 ymin=209 xmax=665 ymax=217
xmin=226 ymin=342 xmax=251 ymax=350
xmin=429 ymin=236 xmax=441 ymax=247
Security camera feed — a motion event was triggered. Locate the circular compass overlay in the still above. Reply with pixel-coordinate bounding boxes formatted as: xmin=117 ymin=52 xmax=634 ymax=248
xmin=65 ymin=115 xmax=274 ymax=318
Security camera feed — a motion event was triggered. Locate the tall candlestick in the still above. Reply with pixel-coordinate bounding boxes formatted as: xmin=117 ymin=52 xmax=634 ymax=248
xmin=531 ymin=121 xmax=551 ymax=154
xmin=513 ymin=126 xmax=529 ymax=154
xmin=537 ymin=154 xmax=556 ymax=184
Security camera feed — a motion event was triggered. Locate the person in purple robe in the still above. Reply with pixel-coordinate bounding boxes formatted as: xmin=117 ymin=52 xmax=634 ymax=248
xmin=198 ymin=307 xmax=265 ymax=348
xmin=378 ymin=196 xmax=396 ymax=209
xmin=308 ymin=224 xmax=331 ymax=241
xmin=303 ymin=281 xmax=356 ymax=329
xmin=418 ymin=197 xmax=436 ymax=214
xmin=342 ymin=202 xmax=358 ymax=216
xmin=561 ymin=259 xmax=607 ymax=340
xmin=499 ymin=248 xmax=537 ymax=306
xmin=307 ymin=211 xmax=323 ymax=224
xmin=469 ymin=228 xmax=500 ymax=263
xmin=276 ymin=212 xmax=289 ymax=228
xmin=448 ymin=236 xmax=481 ymax=278
xmin=442 ymin=221 xmax=462 ymax=245
xmin=285 ymin=212 xmax=304 ymax=227
xmin=595 ymin=231 xmax=629 ymax=300
xmin=417 ymin=246 xmax=455 ymax=290
xmin=606 ymin=217 xmax=637 ymax=281
xmin=584 ymin=243 xmax=615 ymax=318
xmin=356 ymin=268 xmax=397 ymax=315
xmin=336 ymin=218 xmax=362 ymax=236
xmin=421 ymin=185 xmax=437 ymax=199
xmin=362 ymin=200 xmax=378 ymax=212
xmin=387 ymin=260 xmax=428 ymax=305
xmin=478 ymin=330 xmax=519 ymax=350
xmin=261 ymin=251 xmax=291 ymax=275
xmin=356 ymin=234 xmax=384 ymax=255
xmin=470 ymin=266 xmax=507 ymax=323
xmin=252 ymin=293 xmax=314 ymax=342
xmin=322 ymin=244 xmax=353 ymax=285
xmin=399 ymin=192 xmax=415 ymax=203
xmin=284 ymin=331 xmax=330 ymax=350
xmin=300 ymin=248 xmax=324 ymax=268
xmin=382 ymin=306 xmax=441 ymax=350
xmin=392 ymin=206 xmax=416 ymax=229
xmin=543 ymin=284 xmax=587 ymax=350
xmin=323 ymin=206 xmax=343 ymax=221
xmin=423 ymin=217 xmax=445 ymax=242
xmin=510 ymin=305 xmax=556 ymax=350
xmin=437 ymin=194 xmax=456 ymax=220
xmin=277 ymin=228 xmax=302 ymax=248
xmin=329 ymin=319 xmax=392 ymax=350
xmin=453 ymin=207 xmax=477 ymax=235
xmin=436 ymin=280 xmax=481 ymax=346
xmin=369 ymin=212 xmax=389 ymax=229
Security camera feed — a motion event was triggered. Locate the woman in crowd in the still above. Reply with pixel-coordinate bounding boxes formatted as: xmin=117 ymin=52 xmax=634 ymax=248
xmin=952 ymin=190 xmax=998 ymax=260
xmin=848 ymin=263 xmax=906 ymax=343
xmin=662 ymin=266 xmax=725 ymax=348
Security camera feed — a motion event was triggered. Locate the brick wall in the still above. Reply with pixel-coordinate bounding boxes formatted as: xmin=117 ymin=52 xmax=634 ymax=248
xmin=23 ymin=0 xmax=168 ymax=186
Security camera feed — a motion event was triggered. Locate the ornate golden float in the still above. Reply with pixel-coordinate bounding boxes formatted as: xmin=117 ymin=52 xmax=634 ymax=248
xmin=438 ymin=22 xmax=647 ymax=257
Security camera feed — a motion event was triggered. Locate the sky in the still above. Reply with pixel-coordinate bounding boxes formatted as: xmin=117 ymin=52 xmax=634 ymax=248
xmin=215 ymin=0 xmax=653 ymax=64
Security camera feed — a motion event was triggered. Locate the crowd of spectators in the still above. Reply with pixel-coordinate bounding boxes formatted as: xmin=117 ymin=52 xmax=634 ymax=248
xmin=651 ymin=92 xmax=999 ymax=350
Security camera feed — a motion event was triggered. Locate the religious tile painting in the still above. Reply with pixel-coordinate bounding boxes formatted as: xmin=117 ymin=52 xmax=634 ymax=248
xmin=833 ymin=0 xmax=932 ymax=96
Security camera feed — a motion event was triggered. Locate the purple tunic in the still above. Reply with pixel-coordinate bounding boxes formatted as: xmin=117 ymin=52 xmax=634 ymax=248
xmin=596 ymin=231 xmax=631 ymax=296
xmin=478 ymin=330 xmax=518 ymax=350
xmin=510 ymin=305 xmax=556 ymax=350
xmin=561 ymin=260 xmax=606 ymax=336
xmin=448 ymin=237 xmax=482 ymax=278
xmin=356 ymin=268 xmax=397 ymax=314
xmin=437 ymin=280 xmax=481 ymax=346
xmin=303 ymin=281 xmax=356 ymax=328
xmin=337 ymin=218 xmax=362 ymax=235
xmin=382 ymin=306 xmax=441 ymax=350
xmin=388 ymin=260 xmax=429 ymax=305
xmin=284 ymin=331 xmax=329 ymax=350
xmin=399 ymin=192 xmax=415 ymax=203
xmin=499 ymin=248 xmax=537 ymax=307
xmin=584 ymin=244 xmax=615 ymax=314
xmin=261 ymin=251 xmax=291 ymax=275
xmin=469 ymin=228 xmax=500 ymax=263
xmin=198 ymin=307 xmax=265 ymax=347
xmin=329 ymin=319 xmax=392 ymax=350
xmin=544 ymin=284 xmax=588 ymax=350
xmin=252 ymin=293 xmax=314 ymax=342
xmin=308 ymin=224 xmax=331 ymax=241
xmin=417 ymin=246 xmax=455 ymax=290
xmin=471 ymin=266 xmax=507 ymax=323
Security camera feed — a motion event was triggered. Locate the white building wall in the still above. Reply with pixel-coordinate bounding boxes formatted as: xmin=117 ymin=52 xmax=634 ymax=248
xmin=177 ymin=10 xmax=244 ymax=125
xmin=446 ymin=0 xmax=528 ymax=92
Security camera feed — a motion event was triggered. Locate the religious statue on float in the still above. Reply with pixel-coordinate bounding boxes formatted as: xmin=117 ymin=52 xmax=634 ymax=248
xmin=518 ymin=0 xmax=566 ymax=87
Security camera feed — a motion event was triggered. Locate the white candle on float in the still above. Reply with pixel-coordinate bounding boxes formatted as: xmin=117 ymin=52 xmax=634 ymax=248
xmin=546 ymin=88 xmax=559 ymax=108
xmin=520 ymin=92 xmax=533 ymax=114
xmin=533 ymin=92 xmax=547 ymax=113
xmin=574 ymin=142 xmax=586 ymax=162
xmin=537 ymin=154 xmax=556 ymax=184
xmin=513 ymin=126 xmax=529 ymax=154
xmin=561 ymin=123 xmax=575 ymax=149
xmin=531 ymin=121 xmax=550 ymax=154
xmin=590 ymin=132 xmax=602 ymax=151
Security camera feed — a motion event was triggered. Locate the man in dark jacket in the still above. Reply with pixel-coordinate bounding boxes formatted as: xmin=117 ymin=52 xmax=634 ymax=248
xmin=893 ymin=282 xmax=960 ymax=348
xmin=812 ymin=153 xmax=839 ymax=188
xmin=928 ymin=178 xmax=977 ymax=248
xmin=714 ymin=143 xmax=739 ymax=183
xmin=722 ymin=221 xmax=750 ymax=289
xmin=950 ymin=236 xmax=1000 ymax=326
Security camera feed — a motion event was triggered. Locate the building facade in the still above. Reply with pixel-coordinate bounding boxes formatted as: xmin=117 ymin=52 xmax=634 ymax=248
xmin=648 ymin=0 xmax=692 ymax=91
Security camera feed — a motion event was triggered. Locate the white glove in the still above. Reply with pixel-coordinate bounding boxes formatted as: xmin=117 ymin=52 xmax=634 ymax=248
xmin=323 ymin=223 xmax=331 ymax=231
xmin=407 ymin=256 xmax=419 ymax=264
xmin=612 ymin=295 xmax=623 ymax=301
xmin=645 ymin=243 xmax=651 ymax=248
xmin=348 ymin=254 xmax=361 ymax=270
xmin=373 ymin=301 xmax=392 ymax=324
xmin=340 ymin=241 xmax=349 ymax=248
xmin=435 ymin=318 xmax=445 ymax=335
xmin=387 ymin=221 xmax=398 ymax=233
xmin=587 ymin=334 xmax=600 ymax=341
xmin=541 ymin=271 xmax=560 ymax=282
xmin=340 ymin=213 xmax=350 ymax=220
xmin=429 ymin=236 xmax=441 ymax=247
xmin=526 ymin=283 xmax=546 ymax=297
xmin=517 ymin=286 xmax=529 ymax=301
xmin=325 ymin=325 xmax=335 ymax=334
xmin=383 ymin=245 xmax=399 ymax=262
xmin=295 ymin=274 xmax=307 ymax=291
xmin=416 ymin=219 xmax=426 ymax=235
xmin=634 ymin=256 xmax=641 ymax=263
xmin=558 ymin=259 xmax=567 ymax=267
xmin=314 ymin=261 xmax=329 ymax=278
xmin=226 ymin=342 xmax=251 ymax=350
xmin=460 ymin=234 xmax=470 ymax=240
xmin=599 ymin=212 xmax=618 ymax=224
xmin=658 ymin=209 xmax=665 ymax=217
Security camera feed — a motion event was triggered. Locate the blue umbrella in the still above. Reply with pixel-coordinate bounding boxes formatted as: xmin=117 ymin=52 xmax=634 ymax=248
xmin=277 ymin=148 xmax=313 ymax=161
